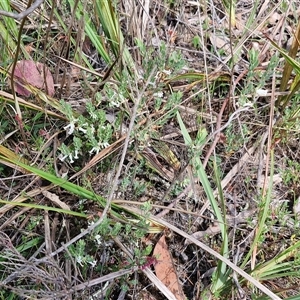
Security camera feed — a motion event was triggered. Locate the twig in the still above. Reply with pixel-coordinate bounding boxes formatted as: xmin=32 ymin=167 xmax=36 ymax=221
xmin=0 ymin=0 xmax=43 ymax=20
xmin=72 ymin=267 xmax=138 ymax=291
xmin=155 ymin=184 xmax=192 ymax=218
xmin=203 ymin=103 xmax=252 ymax=168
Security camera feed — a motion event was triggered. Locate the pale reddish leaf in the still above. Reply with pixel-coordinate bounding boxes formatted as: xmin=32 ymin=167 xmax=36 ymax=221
xmin=11 ymin=60 xmax=54 ymax=97
xmin=153 ymin=235 xmax=186 ymax=300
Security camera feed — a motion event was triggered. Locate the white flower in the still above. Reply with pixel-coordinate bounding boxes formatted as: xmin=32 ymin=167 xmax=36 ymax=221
xmin=110 ymin=100 xmax=119 ymax=107
xmin=68 ymin=153 xmax=74 ymax=164
xmin=89 ymin=146 xmax=100 ymax=155
xmin=74 ymin=150 xmax=79 ymax=159
xmin=89 ymin=260 xmax=97 ymax=267
xmin=89 ymin=142 xmax=110 ymax=154
xmin=256 ymin=89 xmax=268 ymax=96
xmin=76 ymin=255 xmax=83 ymax=267
xmin=58 ymin=154 xmax=68 ymax=162
xmin=78 ymin=127 xmax=87 ymax=134
xmin=100 ymin=142 xmax=110 ymax=148
xmin=94 ymin=234 xmax=102 ymax=245
xmin=153 ymin=91 xmax=163 ymax=98
xmin=64 ymin=119 xmax=77 ymax=135
xmin=58 ymin=152 xmax=75 ymax=163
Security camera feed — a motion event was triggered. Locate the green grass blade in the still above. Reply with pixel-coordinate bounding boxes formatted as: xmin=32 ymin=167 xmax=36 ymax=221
xmin=241 ymin=149 xmax=275 ymax=269
xmin=277 ymin=19 xmax=300 ymax=107
xmin=177 ymin=112 xmax=226 ymax=236
xmin=176 ymin=111 xmax=193 ymax=145
xmin=267 ymin=37 xmax=300 ymax=75
xmin=251 ymin=239 xmax=300 ymax=280
xmin=211 ymin=160 xmax=229 ymax=292
xmin=65 ymin=0 xmax=111 ymax=64
xmin=0 ymin=198 xmax=87 ymax=217
xmin=0 ymin=154 xmax=108 ymax=206
xmin=220 ymin=0 xmax=236 ymax=27
xmin=95 ymin=0 xmax=137 ymax=76
xmin=0 ymin=0 xmax=29 ymax=58
xmin=177 ymin=111 xmax=229 ymax=291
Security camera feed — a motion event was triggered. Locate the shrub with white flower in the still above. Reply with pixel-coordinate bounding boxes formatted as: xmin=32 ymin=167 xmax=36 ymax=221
xmin=58 ymin=98 xmax=116 ymax=163
xmin=69 ymin=240 xmax=97 ymax=268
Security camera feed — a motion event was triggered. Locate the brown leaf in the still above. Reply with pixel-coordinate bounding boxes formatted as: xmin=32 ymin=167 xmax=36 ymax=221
xmin=209 ymin=34 xmax=230 ymax=55
xmin=185 ymin=223 xmax=221 ymax=246
xmin=153 ymin=235 xmax=186 ymax=300
xmin=11 ymin=60 xmax=54 ymax=97
xmin=42 ymin=191 xmax=70 ymax=211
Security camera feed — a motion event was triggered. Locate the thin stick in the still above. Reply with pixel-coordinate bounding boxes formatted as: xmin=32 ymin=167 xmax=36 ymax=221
xmin=0 ymin=0 xmax=43 ymax=20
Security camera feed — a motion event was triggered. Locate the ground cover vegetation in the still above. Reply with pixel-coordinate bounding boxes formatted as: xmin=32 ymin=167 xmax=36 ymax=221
xmin=0 ymin=0 xmax=300 ymax=299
